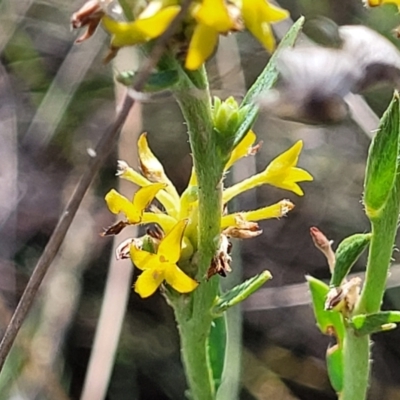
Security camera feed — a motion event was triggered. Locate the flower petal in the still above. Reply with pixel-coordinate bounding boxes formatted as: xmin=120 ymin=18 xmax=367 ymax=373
xmin=130 ymin=244 xmax=159 ymax=271
xmin=116 ymin=160 xmax=178 ymax=218
xmin=134 ymin=268 xmax=165 ymax=298
xmin=158 ymin=219 xmax=188 ymax=263
xmin=102 ymin=16 xmax=148 ymax=47
xmin=105 ymin=189 xmax=141 ymax=223
xmin=135 ymin=6 xmax=181 ymax=38
xmin=132 ymin=183 xmax=167 ymax=213
xmin=225 ymin=130 xmax=257 ymax=171
xmin=102 ymin=6 xmax=181 ymax=48
xmin=221 ymin=199 xmax=294 ymax=228
xmin=242 ymin=0 xmax=289 ymax=52
xmin=265 ymin=140 xmax=303 ymax=173
xmin=195 ymin=0 xmax=233 ymax=32
xmin=138 ymin=133 xmax=180 ymax=203
xmin=185 ymin=23 xmax=219 ymax=70
xmin=164 ymin=264 xmax=199 ymax=293
xmin=142 ymin=212 xmax=178 ymax=234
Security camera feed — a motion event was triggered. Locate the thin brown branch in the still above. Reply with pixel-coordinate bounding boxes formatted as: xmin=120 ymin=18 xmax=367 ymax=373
xmin=0 ymin=0 xmax=192 ymax=372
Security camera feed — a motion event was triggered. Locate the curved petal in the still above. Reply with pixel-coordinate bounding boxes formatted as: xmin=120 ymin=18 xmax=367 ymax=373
xmin=284 ymin=167 xmax=314 ymax=183
xmin=105 ymin=189 xmax=141 ymax=223
xmin=138 ymin=133 xmax=180 ymax=203
xmin=225 ymin=130 xmax=257 ymax=171
xmin=134 ymin=268 xmax=165 ymax=298
xmin=164 ymin=264 xmax=198 ymax=293
xmin=135 ymin=6 xmax=181 ymax=38
xmin=102 ymin=16 xmax=148 ymax=47
xmin=242 ymin=0 xmax=289 ymax=52
xmin=185 ymin=24 xmax=219 ymax=70
xmin=195 ymin=0 xmax=233 ymax=32
xmin=130 ymin=244 xmax=159 ymax=271
xmin=142 ymin=212 xmax=178 ymax=234
xmin=158 ymin=220 xmax=188 ymax=263
xmin=265 ymin=140 xmax=303 ymax=172
xmin=133 ymin=183 xmax=167 ymax=212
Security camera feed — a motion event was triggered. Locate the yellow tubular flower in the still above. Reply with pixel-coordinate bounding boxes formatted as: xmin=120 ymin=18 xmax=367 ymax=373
xmin=225 ymin=130 xmax=257 ymax=171
xmin=131 ymin=220 xmax=199 ymax=298
xmin=117 ymin=160 xmax=179 ymax=218
xmin=138 ymin=133 xmax=180 ymax=204
xmin=221 ymin=199 xmax=294 ymax=228
xmin=102 ymin=5 xmax=180 ymax=48
xmin=242 ymin=0 xmax=289 ymax=52
xmin=223 ymin=141 xmax=313 ymax=203
xmin=185 ymin=0 xmax=235 ymax=70
xmin=105 ymin=183 xmax=167 ymax=224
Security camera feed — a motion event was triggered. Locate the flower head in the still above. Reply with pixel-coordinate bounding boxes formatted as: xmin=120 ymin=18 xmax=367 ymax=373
xmin=71 ymin=0 xmax=289 ymax=69
xmin=223 ymin=140 xmax=313 ymax=204
xmin=102 ymin=131 xmax=312 ymax=297
xmin=241 ymin=0 xmax=289 ymax=52
xmin=131 ymin=220 xmax=198 ymax=297
xmin=103 ymin=182 xmax=166 ymax=235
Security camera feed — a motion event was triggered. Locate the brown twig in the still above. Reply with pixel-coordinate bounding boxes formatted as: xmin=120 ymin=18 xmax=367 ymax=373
xmin=0 ymin=0 xmax=192 ymax=372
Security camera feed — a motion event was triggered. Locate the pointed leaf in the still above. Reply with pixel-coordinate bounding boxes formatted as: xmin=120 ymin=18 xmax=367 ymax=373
xmin=233 ymin=17 xmax=305 ymax=147
xmin=212 ymin=271 xmax=271 ymax=316
xmin=350 ymin=311 xmax=400 ymax=336
xmin=330 ymin=233 xmax=371 ymax=287
xmin=364 ymin=93 xmax=400 ymax=219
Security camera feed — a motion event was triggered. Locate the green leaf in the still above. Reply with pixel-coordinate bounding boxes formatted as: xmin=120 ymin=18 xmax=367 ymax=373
xmin=212 ymin=271 xmax=272 ymax=316
xmin=208 ymin=317 xmax=226 ymax=391
xmin=330 ymin=233 xmax=371 ymax=287
xmin=326 ymin=344 xmax=344 ymax=393
xmin=233 ymin=16 xmax=305 ymax=147
xmin=350 ymin=311 xmax=400 ymax=335
xmin=306 ymin=276 xmax=345 ymax=344
xmin=116 ymin=69 xmax=179 ymax=91
xmin=364 ymin=92 xmax=400 ymax=219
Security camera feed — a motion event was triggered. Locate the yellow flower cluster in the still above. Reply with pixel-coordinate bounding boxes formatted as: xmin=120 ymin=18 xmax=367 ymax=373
xmin=364 ymin=0 xmax=400 ymax=6
xmin=72 ymin=0 xmax=289 ymax=70
xmin=103 ymin=131 xmax=312 ymax=298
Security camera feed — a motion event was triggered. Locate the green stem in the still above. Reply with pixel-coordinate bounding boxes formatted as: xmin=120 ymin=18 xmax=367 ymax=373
xmin=171 ymin=65 xmax=225 ymax=400
xmin=343 ymin=134 xmax=400 ymax=399
xmin=341 ymin=330 xmax=370 ymax=400
xmin=357 ymin=182 xmax=400 ymax=314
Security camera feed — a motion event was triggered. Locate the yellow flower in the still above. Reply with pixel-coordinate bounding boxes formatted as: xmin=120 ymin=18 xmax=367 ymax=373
xmin=364 ymin=0 xmax=400 ymax=6
xmin=185 ymin=0 xmax=236 ymax=70
xmin=223 ymin=140 xmax=313 ymax=203
xmin=105 ymin=183 xmax=166 ymax=224
xmin=131 ymin=220 xmax=199 ymax=297
xmin=224 ymin=130 xmax=258 ymax=171
xmin=221 ymin=199 xmax=294 ymax=229
xmin=102 ymin=5 xmax=181 ymax=49
xmin=241 ymin=0 xmax=289 ymax=52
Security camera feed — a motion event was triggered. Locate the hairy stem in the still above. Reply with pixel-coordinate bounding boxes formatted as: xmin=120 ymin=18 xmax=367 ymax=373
xmin=171 ymin=66 xmax=224 ymax=400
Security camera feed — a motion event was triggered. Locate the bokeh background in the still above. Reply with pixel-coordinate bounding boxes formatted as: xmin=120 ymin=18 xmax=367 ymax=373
xmin=1 ymin=1 xmax=400 ymax=399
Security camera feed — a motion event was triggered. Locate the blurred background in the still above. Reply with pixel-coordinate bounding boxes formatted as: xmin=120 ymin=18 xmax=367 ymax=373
xmin=1 ymin=0 xmax=400 ymax=399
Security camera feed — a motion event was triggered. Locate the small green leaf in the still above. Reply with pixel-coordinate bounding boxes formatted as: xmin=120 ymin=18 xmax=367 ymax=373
xmin=330 ymin=233 xmax=371 ymax=287
xmin=116 ymin=69 xmax=179 ymax=91
xmin=209 ymin=317 xmax=226 ymax=391
xmin=212 ymin=271 xmax=271 ymax=316
xmin=233 ymin=16 xmax=305 ymax=147
xmin=306 ymin=276 xmax=345 ymax=344
xmin=326 ymin=344 xmax=344 ymax=393
xmin=364 ymin=93 xmax=400 ymax=219
xmin=350 ymin=311 xmax=400 ymax=335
